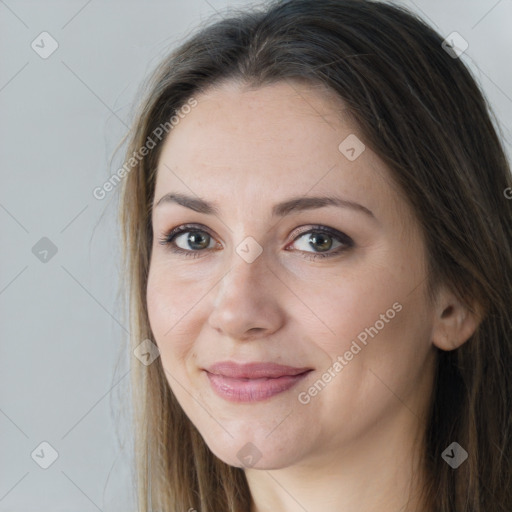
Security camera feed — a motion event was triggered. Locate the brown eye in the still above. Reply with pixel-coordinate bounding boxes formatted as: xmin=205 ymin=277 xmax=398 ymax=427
xmin=304 ymin=232 xmax=333 ymax=252
xmin=288 ymin=226 xmax=354 ymax=260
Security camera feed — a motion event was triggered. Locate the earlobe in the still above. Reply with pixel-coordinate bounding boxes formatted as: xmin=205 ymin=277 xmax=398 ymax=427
xmin=431 ymin=287 xmax=482 ymax=351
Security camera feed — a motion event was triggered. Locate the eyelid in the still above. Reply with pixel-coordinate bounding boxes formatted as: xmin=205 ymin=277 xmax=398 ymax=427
xmin=159 ymin=223 xmax=215 ymax=242
xmin=157 ymin=222 xmax=354 ymax=258
xmin=159 ymin=223 xmax=220 ymax=249
xmin=288 ymin=224 xmax=353 ymax=245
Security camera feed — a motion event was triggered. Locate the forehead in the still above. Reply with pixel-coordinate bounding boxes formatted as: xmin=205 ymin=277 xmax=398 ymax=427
xmin=159 ymin=80 xmax=356 ymax=171
xmin=153 ymin=80 xmax=406 ymax=225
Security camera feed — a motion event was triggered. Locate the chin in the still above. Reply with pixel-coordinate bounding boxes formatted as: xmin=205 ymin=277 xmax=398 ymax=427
xmin=203 ymin=434 xmax=304 ymax=470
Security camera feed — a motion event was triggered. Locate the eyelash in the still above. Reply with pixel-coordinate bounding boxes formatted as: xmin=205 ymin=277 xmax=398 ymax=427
xmin=157 ymin=223 xmax=354 ymax=260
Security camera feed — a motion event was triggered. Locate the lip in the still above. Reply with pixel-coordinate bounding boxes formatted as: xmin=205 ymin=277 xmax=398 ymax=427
xmin=204 ymin=361 xmax=313 ymax=403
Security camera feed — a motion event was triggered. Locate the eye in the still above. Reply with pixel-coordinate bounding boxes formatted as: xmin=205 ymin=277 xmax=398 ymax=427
xmin=287 ymin=225 xmax=354 ymax=260
xmin=157 ymin=224 xmax=220 ymax=259
xmin=157 ymin=223 xmax=354 ymax=260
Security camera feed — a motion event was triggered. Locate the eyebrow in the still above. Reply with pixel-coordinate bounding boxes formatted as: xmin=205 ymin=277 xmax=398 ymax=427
xmin=154 ymin=192 xmax=375 ymax=219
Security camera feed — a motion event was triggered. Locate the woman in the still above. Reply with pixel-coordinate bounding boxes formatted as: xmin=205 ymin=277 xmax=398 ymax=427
xmin=118 ymin=0 xmax=512 ymax=510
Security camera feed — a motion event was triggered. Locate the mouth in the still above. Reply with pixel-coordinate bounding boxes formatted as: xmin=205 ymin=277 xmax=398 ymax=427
xmin=203 ymin=361 xmax=313 ymax=403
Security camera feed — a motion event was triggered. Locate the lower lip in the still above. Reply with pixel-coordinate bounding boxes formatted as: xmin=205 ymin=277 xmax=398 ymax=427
xmin=205 ymin=371 xmax=311 ymax=403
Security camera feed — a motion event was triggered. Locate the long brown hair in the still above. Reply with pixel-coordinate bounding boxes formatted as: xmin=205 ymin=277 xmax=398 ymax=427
xmin=117 ymin=1 xmax=512 ymax=510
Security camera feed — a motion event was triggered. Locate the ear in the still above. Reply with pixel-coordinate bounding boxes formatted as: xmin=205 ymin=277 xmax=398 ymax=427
xmin=431 ymin=285 xmax=482 ymax=351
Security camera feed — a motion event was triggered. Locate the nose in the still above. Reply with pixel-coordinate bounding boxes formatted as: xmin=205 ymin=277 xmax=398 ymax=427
xmin=207 ymin=246 xmax=285 ymax=340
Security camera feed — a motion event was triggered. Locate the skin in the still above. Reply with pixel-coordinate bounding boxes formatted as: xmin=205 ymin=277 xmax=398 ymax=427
xmin=146 ymin=80 xmax=479 ymax=512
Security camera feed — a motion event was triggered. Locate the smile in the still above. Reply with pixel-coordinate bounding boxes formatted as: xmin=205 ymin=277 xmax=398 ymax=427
xmin=204 ymin=370 xmax=312 ymax=402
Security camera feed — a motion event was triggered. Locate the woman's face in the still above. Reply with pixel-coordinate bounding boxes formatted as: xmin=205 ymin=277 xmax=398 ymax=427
xmin=146 ymin=80 xmax=437 ymax=470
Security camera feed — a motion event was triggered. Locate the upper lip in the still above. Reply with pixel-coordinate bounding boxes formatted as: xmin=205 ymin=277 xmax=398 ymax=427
xmin=205 ymin=361 xmax=313 ymax=379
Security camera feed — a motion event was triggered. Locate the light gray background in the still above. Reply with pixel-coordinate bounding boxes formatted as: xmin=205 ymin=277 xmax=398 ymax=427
xmin=1 ymin=0 xmax=511 ymax=510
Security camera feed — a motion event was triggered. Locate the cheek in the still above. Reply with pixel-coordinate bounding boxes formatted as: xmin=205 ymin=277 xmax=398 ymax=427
xmin=307 ymin=284 xmax=432 ymax=434
xmin=146 ymin=264 xmax=197 ymax=364
xmin=311 ymin=268 xmax=398 ymax=345
xmin=313 ymin=255 xmax=430 ymax=364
